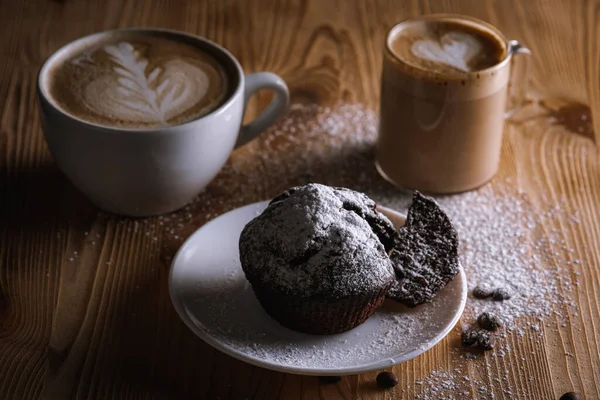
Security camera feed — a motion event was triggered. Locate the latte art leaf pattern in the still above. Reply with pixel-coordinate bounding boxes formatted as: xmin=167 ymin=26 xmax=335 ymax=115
xmin=104 ymin=42 xmax=196 ymax=123
xmin=54 ymin=35 xmax=226 ymax=128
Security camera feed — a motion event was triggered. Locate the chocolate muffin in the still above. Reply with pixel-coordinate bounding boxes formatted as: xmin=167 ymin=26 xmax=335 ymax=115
xmin=239 ymin=183 xmax=396 ymax=334
xmin=387 ymin=191 xmax=460 ymax=307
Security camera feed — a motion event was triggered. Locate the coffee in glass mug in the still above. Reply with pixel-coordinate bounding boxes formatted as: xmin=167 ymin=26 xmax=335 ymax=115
xmin=376 ymin=14 xmax=531 ymax=193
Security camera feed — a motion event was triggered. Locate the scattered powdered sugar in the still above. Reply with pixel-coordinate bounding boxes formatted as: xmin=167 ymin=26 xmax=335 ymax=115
xmin=432 ymin=185 xmax=579 ymax=330
xmin=257 ymin=103 xmax=380 ymax=185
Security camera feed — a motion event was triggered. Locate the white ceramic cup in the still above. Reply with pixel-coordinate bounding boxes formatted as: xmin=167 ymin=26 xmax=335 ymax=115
xmin=37 ymin=28 xmax=289 ymax=217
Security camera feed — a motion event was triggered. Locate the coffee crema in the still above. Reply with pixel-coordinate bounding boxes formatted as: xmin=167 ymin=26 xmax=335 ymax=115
xmin=45 ymin=32 xmax=230 ymax=129
xmin=389 ymin=19 xmax=506 ymax=76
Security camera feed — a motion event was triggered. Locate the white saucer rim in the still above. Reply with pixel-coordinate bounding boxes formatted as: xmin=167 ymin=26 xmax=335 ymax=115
xmin=169 ymin=201 xmax=468 ymax=376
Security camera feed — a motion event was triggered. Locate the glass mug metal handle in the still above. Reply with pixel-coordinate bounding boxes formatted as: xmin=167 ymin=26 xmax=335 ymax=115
xmin=505 ymin=40 xmax=532 ymax=118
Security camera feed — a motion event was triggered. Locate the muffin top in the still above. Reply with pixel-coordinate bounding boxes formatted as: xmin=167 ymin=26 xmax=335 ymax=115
xmin=239 ymin=184 xmax=396 ymax=298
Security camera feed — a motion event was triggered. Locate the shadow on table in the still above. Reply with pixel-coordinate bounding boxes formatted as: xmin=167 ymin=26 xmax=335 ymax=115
xmin=0 ymin=163 xmax=98 ymax=234
xmin=61 ymin=273 xmax=287 ymax=398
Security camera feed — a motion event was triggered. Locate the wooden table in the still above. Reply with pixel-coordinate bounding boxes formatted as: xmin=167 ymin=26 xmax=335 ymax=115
xmin=1 ymin=1 xmax=599 ymax=399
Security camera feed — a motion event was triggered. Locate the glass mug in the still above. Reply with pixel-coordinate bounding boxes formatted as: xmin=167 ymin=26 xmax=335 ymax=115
xmin=376 ymin=14 xmax=531 ymax=194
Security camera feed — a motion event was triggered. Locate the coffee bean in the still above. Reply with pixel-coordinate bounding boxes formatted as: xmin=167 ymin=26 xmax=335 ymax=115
xmin=477 ymin=312 xmax=502 ymax=331
xmin=472 ymin=286 xmax=492 ymax=299
xmin=319 ymin=375 xmax=341 ymax=384
xmin=461 ymin=329 xmax=479 ymax=346
xmin=462 ymin=328 xmax=496 ymax=350
xmin=376 ymin=371 xmax=399 ymax=388
xmin=477 ymin=331 xmax=496 ymax=350
xmin=559 ymin=392 xmax=581 ymax=400
xmin=492 ymin=287 xmax=512 ymax=301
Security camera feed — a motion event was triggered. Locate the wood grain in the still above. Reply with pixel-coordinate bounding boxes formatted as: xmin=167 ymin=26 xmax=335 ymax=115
xmin=1 ymin=0 xmax=599 ymax=399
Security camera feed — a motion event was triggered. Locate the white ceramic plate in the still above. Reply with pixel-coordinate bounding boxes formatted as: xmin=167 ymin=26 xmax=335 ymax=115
xmin=169 ymin=201 xmax=467 ymax=376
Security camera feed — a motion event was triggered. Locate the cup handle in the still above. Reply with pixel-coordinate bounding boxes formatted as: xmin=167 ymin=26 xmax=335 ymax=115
xmin=505 ymin=40 xmax=532 ymax=119
xmin=235 ymin=72 xmax=290 ymax=148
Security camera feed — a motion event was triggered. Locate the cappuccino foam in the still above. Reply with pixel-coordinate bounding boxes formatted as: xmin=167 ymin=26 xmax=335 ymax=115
xmin=389 ymin=20 xmax=505 ymax=76
xmin=45 ymin=32 xmax=230 ymax=128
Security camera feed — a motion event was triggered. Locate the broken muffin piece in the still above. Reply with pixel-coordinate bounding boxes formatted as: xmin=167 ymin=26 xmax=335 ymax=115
xmin=387 ymin=191 xmax=459 ymax=307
